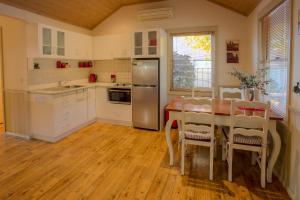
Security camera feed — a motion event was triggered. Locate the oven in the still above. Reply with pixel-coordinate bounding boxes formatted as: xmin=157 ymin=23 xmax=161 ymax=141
xmin=107 ymin=88 xmax=131 ymax=104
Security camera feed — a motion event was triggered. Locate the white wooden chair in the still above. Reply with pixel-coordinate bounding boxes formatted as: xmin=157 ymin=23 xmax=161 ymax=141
xmin=180 ymin=97 xmax=216 ymax=180
xmin=219 ymin=87 xmax=244 ymax=100
xmin=223 ymin=100 xmax=270 ymax=188
xmin=219 ymin=87 xmax=244 ymax=160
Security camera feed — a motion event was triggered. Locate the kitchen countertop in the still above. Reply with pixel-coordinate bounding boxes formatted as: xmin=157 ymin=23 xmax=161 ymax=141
xmin=29 ymin=82 xmax=132 ymax=95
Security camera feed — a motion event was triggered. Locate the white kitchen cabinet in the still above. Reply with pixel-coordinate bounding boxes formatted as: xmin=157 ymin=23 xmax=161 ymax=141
xmin=75 ymin=89 xmax=88 ymax=125
xmin=66 ymin=32 xmax=93 ymax=60
xmin=38 ymin=24 xmax=66 ymax=58
xmin=27 ymin=23 xmax=66 ymax=58
xmin=133 ymin=29 xmax=161 ymax=58
xmin=30 ymin=89 xmax=90 ymax=142
xmin=93 ymin=34 xmax=131 ymax=60
xmin=87 ymin=87 xmax=96 ymax=121
xmin=26 ymin=23 xmax=92 ymax=60
xmin=96 ymin=87 xmax=132 ymax=125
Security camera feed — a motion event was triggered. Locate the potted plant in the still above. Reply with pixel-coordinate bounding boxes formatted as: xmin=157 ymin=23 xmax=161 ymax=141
xmin=229 ymin=68 xmax=271 ymax=101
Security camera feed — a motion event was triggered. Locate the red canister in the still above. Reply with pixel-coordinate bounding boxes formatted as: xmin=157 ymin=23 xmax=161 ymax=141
xmin=56 ymin=61 xmax=62 ymax=68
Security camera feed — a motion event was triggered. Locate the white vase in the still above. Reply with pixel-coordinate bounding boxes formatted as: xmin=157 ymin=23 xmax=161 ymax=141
xmin=244 ymin=88 xmax=255 ymax=101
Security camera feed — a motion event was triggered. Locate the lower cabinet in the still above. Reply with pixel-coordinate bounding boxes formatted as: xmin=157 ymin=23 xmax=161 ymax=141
xmin=87 ymin=87 xmax=96 ymax=121
xmin=29 ymin=86 xmax=132 ymax=142
xmin=30 ymin=88 xmax=92 ymax=142
xmin=96 ymin=87 xmax=132 ymax=125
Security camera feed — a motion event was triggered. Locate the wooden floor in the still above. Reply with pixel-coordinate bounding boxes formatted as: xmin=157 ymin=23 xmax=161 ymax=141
xmin=0 ymin=123 xmax=4 ymax=134
xmin=0 ymin=123 xmax=290 ymax=200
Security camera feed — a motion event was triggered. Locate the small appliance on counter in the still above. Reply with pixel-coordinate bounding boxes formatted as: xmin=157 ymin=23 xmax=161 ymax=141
xmin=56 ymin=60 xmax=68 ymax=68
xmin=89 ymin=74 xmax=97 ymax=83
xmin=111 ymin=74 xmax=116 ymax=83
xmin=79 ymin=61 xmax=93 ymax=68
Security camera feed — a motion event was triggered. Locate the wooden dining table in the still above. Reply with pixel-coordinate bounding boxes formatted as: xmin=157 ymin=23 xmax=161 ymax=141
xmin=164 ymin=98 xmax=284 ymax=183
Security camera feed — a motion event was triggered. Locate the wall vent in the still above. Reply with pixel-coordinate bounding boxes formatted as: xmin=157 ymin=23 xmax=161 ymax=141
xmin=137 ymin=7 xmax=173 ymax=21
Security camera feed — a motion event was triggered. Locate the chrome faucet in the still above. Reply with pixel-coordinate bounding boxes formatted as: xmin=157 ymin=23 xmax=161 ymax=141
xmin=58 ymin=81 xmax=67 ymax=87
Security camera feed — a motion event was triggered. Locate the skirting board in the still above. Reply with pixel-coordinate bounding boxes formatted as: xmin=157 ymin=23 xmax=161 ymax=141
xmin=274 ymin=169 xmax=296 ymax=200
xmin=287 ymin=187 xmax=296 ymax=200
xmin=97 ymin=118 xmax=132 ymax=127
xmin=5 ymin=132 xmax=31 ymax=140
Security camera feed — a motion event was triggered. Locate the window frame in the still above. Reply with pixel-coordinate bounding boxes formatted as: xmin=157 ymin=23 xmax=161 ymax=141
xmin=259 ymin=0 xmax=292 ymax=120
xmin=167 ymin=27 xmax=217 ymax=96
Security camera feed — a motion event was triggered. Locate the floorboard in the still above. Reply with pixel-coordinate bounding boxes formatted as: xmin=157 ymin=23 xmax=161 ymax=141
xmin=0 ymin=123 xmax=290 ymax=200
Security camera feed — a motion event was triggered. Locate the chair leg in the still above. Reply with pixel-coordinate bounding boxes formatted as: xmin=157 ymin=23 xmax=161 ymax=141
xmin=222 ymin=135 xmax=226 ymax=161
xmin=181 ymin=139 xmax=185 ymax=175
xmin=214 ymin=139 xmax=217 ymax=159
xmin=210 ymin=145 xmax=214 ymax=180
xmin=228 ymin=145 xmax=233 ymax=182
xmin=261 ymin=148 xmax=267 ymax=188
xmin=251 ymin=152 xmax=257 ymax=165
xmin=178 ymin=132 xmax=181 ymax=151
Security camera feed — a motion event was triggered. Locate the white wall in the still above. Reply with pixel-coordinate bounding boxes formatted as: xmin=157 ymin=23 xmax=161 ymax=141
xmin=0 ymin=15 xmax=30 ymax=136
xmin=92 ymin=0 xmax=249 ymax=88
xmin=0 ymin=15 xmax=27 ymax=90
xmin=246 ymin=0 xmax=300 ymax=199
xmin=289 ymin=0 xmax=300 ymax=198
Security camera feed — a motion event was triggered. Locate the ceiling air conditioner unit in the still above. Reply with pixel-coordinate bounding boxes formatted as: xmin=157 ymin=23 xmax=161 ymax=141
xmin=137 ymin=7 xmax=173 ymax=21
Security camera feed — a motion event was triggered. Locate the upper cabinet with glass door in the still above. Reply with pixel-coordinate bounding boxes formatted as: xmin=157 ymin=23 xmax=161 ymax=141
xmin=56 ymin=31 xmax=65 ymax=56
xmin=41 ymin=27 xmax=52 ymax=56
xmin=39 ymin=25 xmax=65 ymax=58
xmin=133 ymin=29 xmax=160 ymax=58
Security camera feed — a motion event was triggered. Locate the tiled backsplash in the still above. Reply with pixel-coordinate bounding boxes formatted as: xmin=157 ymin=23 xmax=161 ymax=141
xmin=28 ymin=68 xmax=91 ymax=85
xmin=28 ymin=58 xmax=132 ymax=86
xmin=93 ymin=59 xmax=131 ymax=83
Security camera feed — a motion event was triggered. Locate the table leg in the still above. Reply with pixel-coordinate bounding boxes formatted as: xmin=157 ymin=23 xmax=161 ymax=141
xmin=267 ymin=120 xmax=281 ymax=183
xmin=165 ymin=119 xmax=174 ymax=166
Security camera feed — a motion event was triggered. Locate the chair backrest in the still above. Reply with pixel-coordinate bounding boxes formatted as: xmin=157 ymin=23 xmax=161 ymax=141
xmin=229 ymin=100 xmax=270 ymax=146
xmin=220 ymin=87 xmax=244 ymax=100
xmin=182 ymin=97 xmax=215 ymax=137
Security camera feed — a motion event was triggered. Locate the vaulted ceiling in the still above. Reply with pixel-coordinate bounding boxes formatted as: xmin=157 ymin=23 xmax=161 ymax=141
xmin=207 ymin=0 xmax=262 ymax=16
xmin=0 ymin=0 xmax=164 ymax=29
xmin=0 ymin=0 xmax=262 ymax=29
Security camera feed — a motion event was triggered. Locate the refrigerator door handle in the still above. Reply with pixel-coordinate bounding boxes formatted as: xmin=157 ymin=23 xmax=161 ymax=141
xmin=133 ymin=84 xmax=157 ymax=88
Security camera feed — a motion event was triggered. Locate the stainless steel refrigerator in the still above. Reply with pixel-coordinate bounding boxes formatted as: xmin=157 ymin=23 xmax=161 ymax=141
xmin=132 ymin=58 xmax=159 ymax=130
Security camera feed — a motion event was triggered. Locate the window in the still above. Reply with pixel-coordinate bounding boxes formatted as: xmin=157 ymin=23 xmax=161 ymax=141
xmin=261 ymin=0 xmax=291 ymax=115
xmin=171 ymin=32 xmax=215 ymax=91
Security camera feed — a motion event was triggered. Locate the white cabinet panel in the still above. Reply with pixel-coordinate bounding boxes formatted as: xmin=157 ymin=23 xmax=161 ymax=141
xmin=96 ymin=87 xmax=132 ymax=123
xmin=66 ymin=32 xmax=93 ymax=60
xmin=38 ymin=24 xmax=66 ymax=58
xmin=27 ymin=23 xmax=92 ymax=60
xmin=93 ymin=34 xmax=131 ymax=60
xmin=30 ymin=89 xmax=89 ymax=142
xmin=75 ymin=89 xmax=88 ymax=125
xmin=133 ymin=29 xmax=160 ymax=58
xmin=87 ymin=88 xmax=96 ymax=121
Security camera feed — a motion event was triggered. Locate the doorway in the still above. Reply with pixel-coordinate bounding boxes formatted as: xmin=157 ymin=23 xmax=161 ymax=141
xmin=0 ymin=28 xmax=5 ymax=134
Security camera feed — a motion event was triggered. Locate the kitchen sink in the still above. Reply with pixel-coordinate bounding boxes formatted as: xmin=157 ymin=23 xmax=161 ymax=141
xmin=43 ymin=85 xmax=84 ymax=92
xmin=63 ymin=85 xmax=83 ymax=89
